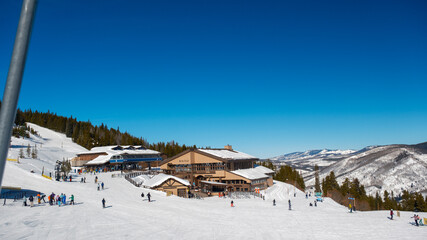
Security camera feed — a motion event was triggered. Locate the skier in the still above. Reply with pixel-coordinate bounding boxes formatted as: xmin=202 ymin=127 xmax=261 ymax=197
xmin=413 ymin=214 xmax=419 ymax=226
xmin=37 ymin=193 xmax=41 ymax=204
xmin=97 ymin=183 xmax=100 ymax=191
xmin=314 ymin=201 xmax=317 ymax=207
xmin=288 ymin=199 xmax=291 ymax=210
xmin=102 ymin=198 xmax=106 ymax=208
xmin=101 ymin=182 xmax=104 ymax=190
xmin=70 ymin=194 xmax=75 ymax=205
xmin=306 ymin=193 xmax=308 ymax=199
xmin=390 ymin=209 xmax=393 ymax=220
xmin=95 ymin=176 xmax=98 ymax=184
xmin=349 ymin=203 xmax=352 ymax=213
xmin=141 ymin=192 xmax=145 ymax=199
xmin=147 ymin=192 xmax=151 ymax=202
xmin=23 ymin=196 xmax=27 ymax=206
xmin=273 ymin=199 xmax=276 ymax=206
xmin=69 ymin=176 xmax=72 ymax=182
xmin=29 ymin=195 xmax=34 ymax=207
xmin=63 ymin=194 xmax=67 ymax=205
xmin=84 ymin=177 xmax=86 ymax=183
xmin=231 ymin=200 xmax=234 ymax=207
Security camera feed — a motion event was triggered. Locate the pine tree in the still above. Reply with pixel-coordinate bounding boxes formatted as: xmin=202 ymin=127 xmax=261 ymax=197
xmin=31 ymin=145 xmax=37 ymax=159
xmin=314 ymin=164 xmax=321 ymax=193
xmin=26 ymin=144 xmax=31 ymax=157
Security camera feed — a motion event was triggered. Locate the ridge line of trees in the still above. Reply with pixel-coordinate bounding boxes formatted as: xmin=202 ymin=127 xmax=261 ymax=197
xmin=10 ymin=107 xmax=195 ymax=158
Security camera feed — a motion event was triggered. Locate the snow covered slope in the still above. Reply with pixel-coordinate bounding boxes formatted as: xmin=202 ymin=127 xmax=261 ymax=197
xmin=7 ymin=123 xmax=88 ymax=176
xmin=1 ymin=125 xmax=426 ymax=239
xmin=1 ymin=165 xmax=426 ymax=239
xmin=306 ymin=143 xmax=427 ymax=196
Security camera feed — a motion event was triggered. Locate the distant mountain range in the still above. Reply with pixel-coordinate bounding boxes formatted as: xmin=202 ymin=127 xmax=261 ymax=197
xmin=269 ymin=143 xmax=427 ymax=196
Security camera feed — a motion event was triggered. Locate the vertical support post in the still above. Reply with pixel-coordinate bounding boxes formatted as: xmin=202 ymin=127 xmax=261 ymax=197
xmin=0 ymin=0 xmax=38 ymax=189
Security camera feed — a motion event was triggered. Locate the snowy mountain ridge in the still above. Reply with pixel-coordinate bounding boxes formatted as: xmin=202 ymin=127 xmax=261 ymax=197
xmin=268 ymin=148 xmax=362 ymax=173
xmin=305 ymin=143 xmax=427 ymax=196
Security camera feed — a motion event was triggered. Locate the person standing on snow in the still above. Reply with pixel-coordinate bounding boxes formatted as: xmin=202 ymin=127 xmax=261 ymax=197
xmin=273 ymin=199 xmax=276 ymax=206
xmin=147 ymin=193 xmax=151 ymax=202
xmin=70 ymin=194 xmax=75 ymax=205
xmin=97 ymin=183 xmax=100 ymax=191
xmin=29 ymin=195 xmax=34 ymax=207
xmin=141 ymin=192 xmax=145 ymax=200
xmin=101 ymin=182 xmax=104 ymax=190
xmin=231 ymin=200 xmax=234 ymax=207
xmin=23 ymin=196 xmax=27 ymax=206
xmin=102 ymin=198 xmax=106 ymax=208
xmin=69 ymin=176 xmax=72 ymax=182
xmin=390 ymin=209 xmax=393 ymax=220
xmin=288 ymin=199 xmax=291 ymax=210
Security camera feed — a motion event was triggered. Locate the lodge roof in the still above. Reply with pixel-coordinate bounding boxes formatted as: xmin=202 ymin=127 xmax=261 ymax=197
xmin=231 ymin=166 xmax=272 ymax=180
xmin=81 ymin=145 xmax=161 ymax=165
xmin=132 ymin=173 xmax=190 ymax=188
xmin=161 ymin=148 xmax=258 ymax=165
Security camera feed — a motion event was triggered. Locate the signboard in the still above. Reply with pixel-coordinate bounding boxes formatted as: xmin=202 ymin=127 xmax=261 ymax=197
xmin=348 ymin=197 xmax=355 ymax=200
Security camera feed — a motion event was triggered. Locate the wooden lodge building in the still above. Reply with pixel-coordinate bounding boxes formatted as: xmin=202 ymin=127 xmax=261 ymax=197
xmin=160 ymin=145 xmax=274 ymax=194
xmin=71 ymin=145 xmax=163 ymax=170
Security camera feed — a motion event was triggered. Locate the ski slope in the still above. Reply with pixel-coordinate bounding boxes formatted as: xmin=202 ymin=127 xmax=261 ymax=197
xmin=1 ymin=124 xmax=426 ymax=239
xmin=7 ymin=123 xmax=87 ymax=176
xmin=1 ymin=164 xmax=425 ymax=239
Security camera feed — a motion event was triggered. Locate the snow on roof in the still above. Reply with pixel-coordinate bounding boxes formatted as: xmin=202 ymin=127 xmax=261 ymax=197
xmin=200 ymin=180 xmax=227 ymax=186
xmin=231 ymin=168 xmax=270 ymax=180
xmin=133 ymin=173 xmax=190 ymax=188
xmin=85 ymin=155 xmax=111 ymax=165
xmin=253 ymin=165 xmax=275 ymax=175
xmin=198 ymin=149 xmax=257 ymax=160
xmin=77 ymin=146 xmax=160 ymax=155
xmin=78 ymin=146 xmax=159 ymax=156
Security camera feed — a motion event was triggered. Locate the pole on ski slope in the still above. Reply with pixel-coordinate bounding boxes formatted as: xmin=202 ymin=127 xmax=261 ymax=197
xmin=0 ymin=0 xmax=38 ymax=189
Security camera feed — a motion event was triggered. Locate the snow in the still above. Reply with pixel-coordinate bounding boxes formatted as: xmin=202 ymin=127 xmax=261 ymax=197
xmin=253 ymin=165 xmax=275 ymax=175
xmin=7 ymin=123 xmax=88 ymax=175
xmin=200 ymin=180 xmax=227 ymax=185
xmin=1 ymin=124 xmax=426 ymax=239
xmin=85 ymin=155 xmax=111 ymax=165
xmin=231 ymin=167 xmax=270 ymax=180
xmin=79 ymin=146 xmax=160 ymax=156
xmin=198 ymin=149 xmax=258 ymax=160
xmin=132 ymin=173 xmax=190 ymax=188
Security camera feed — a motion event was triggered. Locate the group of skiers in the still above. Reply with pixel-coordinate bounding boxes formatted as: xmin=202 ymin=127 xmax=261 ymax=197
xmin=48 ymin=193 xmax=74 ymax=206
xmin=22 ymin=192 xmax=74 ymax=207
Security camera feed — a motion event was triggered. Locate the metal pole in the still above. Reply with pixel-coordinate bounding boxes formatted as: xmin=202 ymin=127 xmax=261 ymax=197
xmin=0 ymin=0 xmax=37 ymax=189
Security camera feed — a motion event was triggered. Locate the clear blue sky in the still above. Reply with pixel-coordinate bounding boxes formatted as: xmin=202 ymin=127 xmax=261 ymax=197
xmin=1 ymin=0 xmax=426 ymax=158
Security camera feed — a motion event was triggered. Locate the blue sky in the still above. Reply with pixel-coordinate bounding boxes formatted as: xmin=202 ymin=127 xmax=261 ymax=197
xmin=1 ymin=0 xmax=426 ymax=158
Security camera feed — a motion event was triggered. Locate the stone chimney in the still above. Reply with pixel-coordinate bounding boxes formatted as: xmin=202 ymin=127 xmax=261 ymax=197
xmin=224 ymin=145 xmax=232 ymax=150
